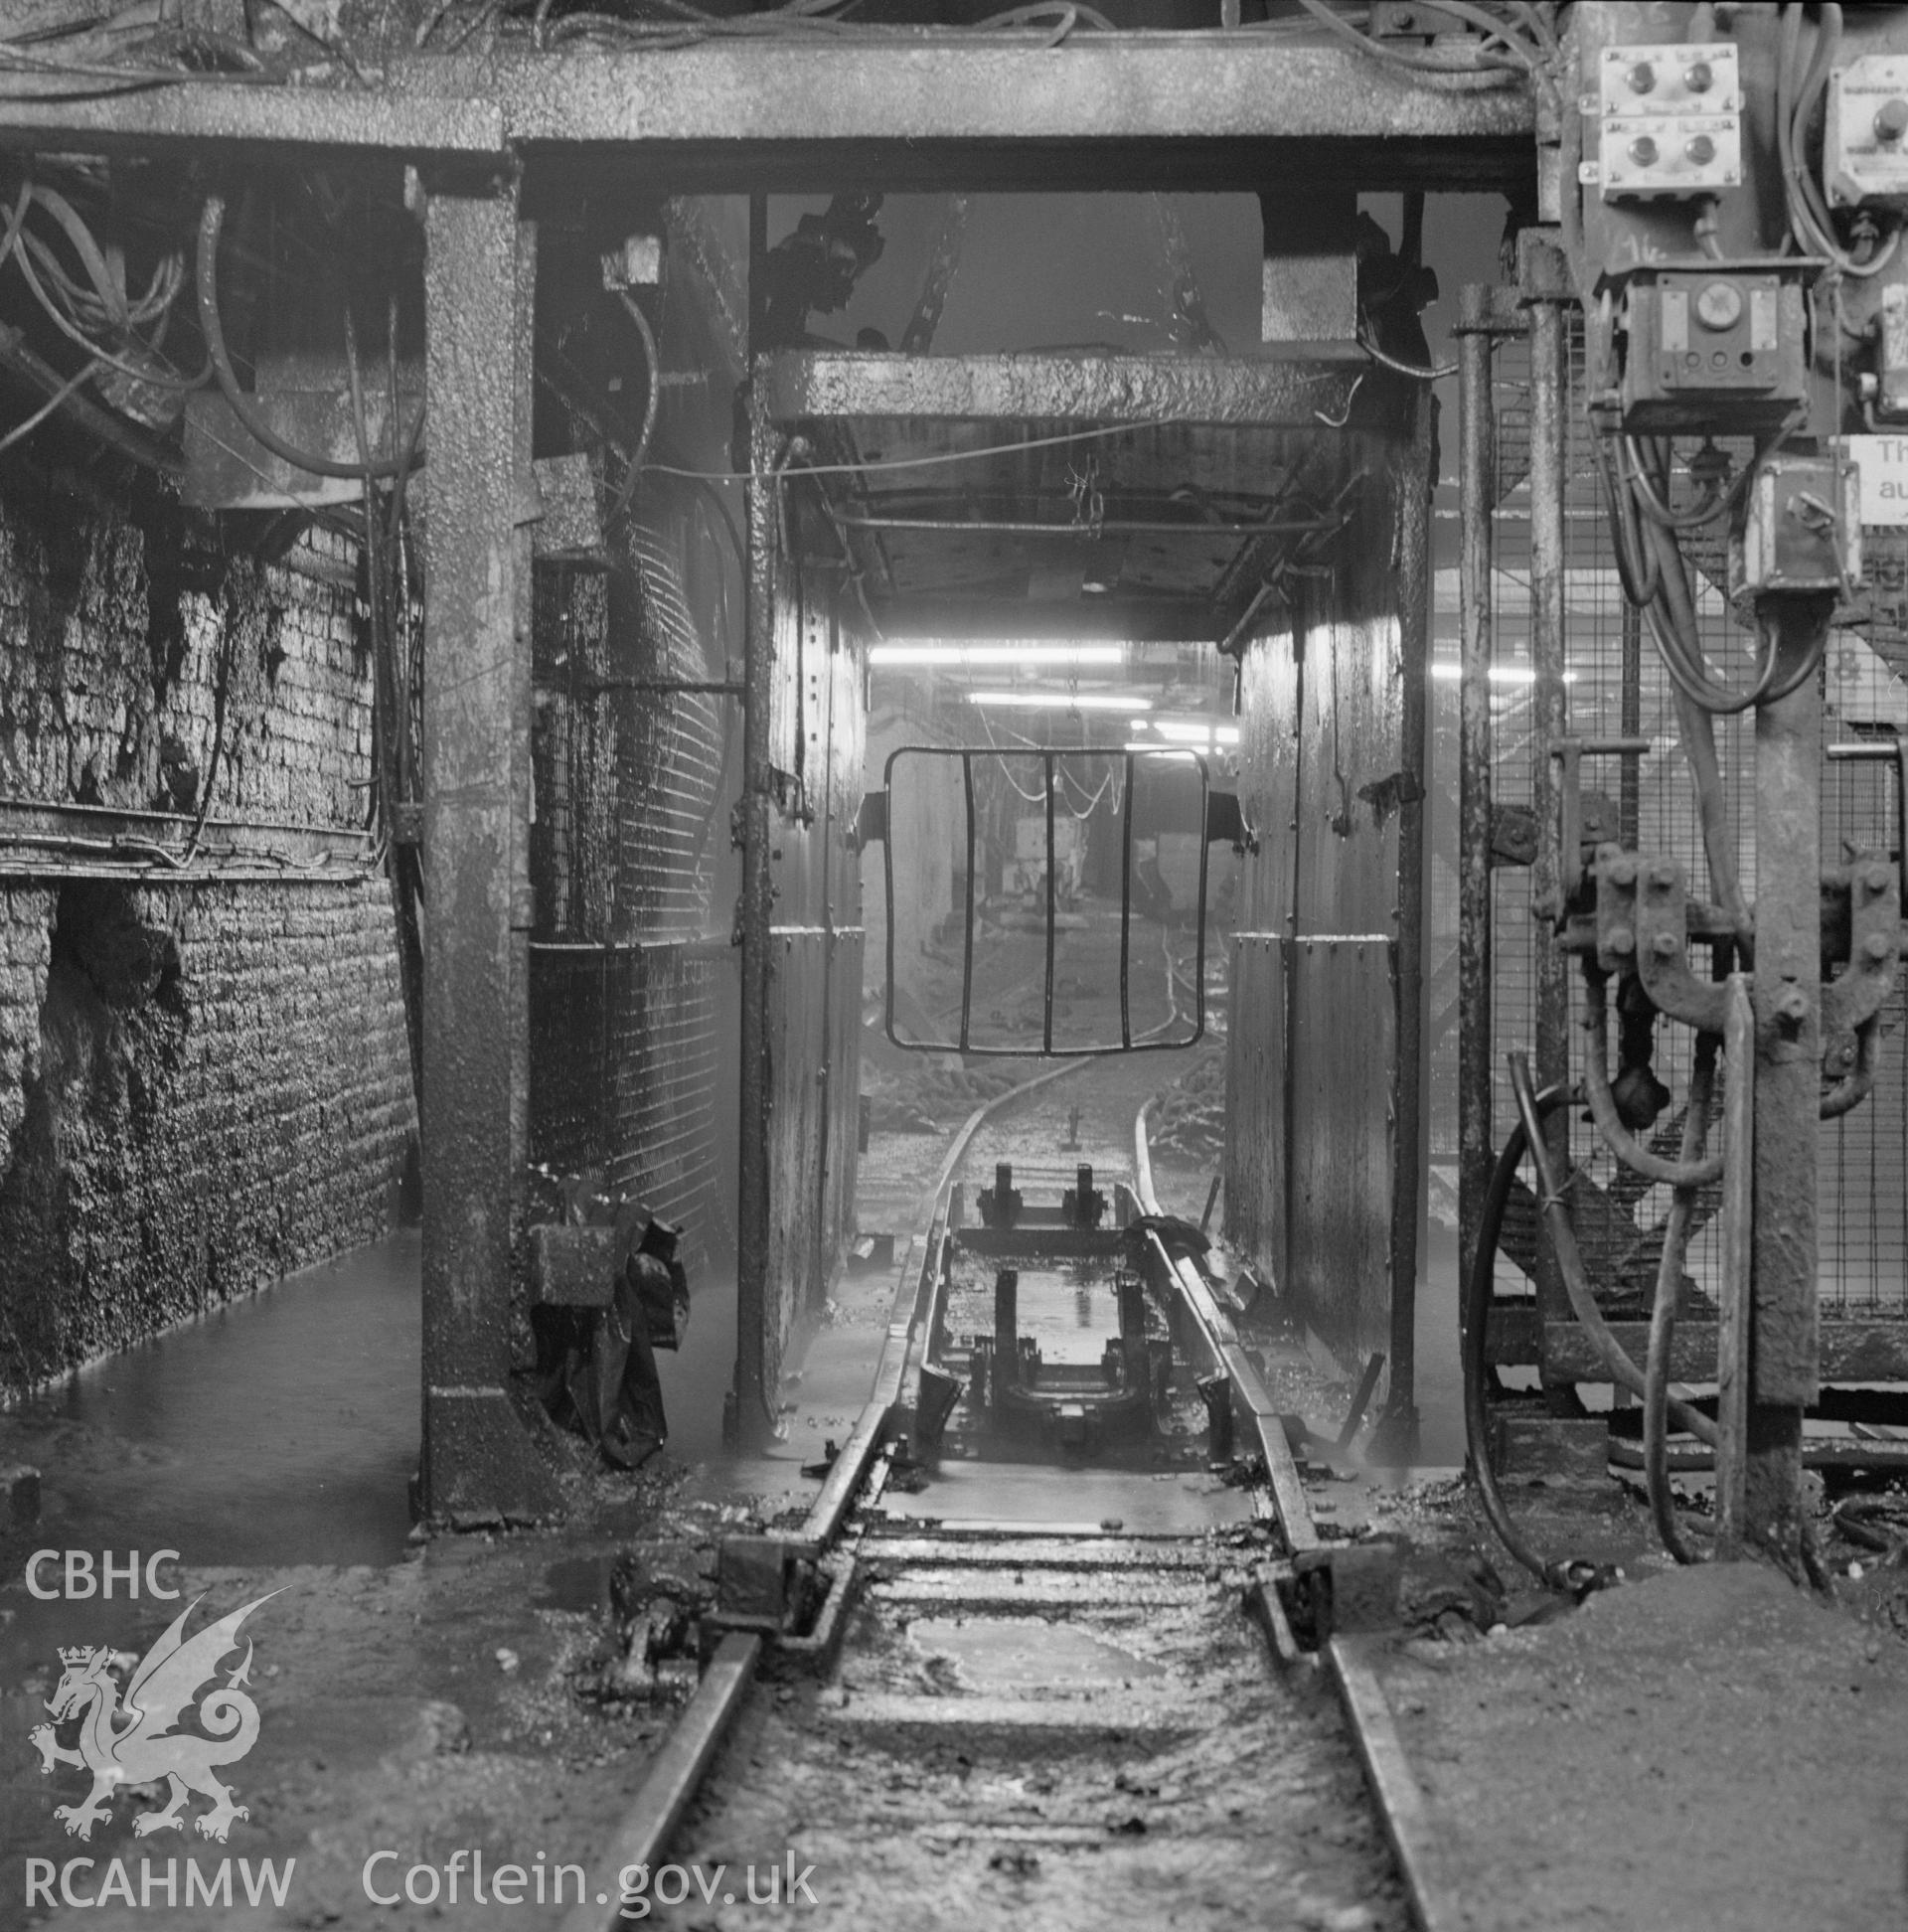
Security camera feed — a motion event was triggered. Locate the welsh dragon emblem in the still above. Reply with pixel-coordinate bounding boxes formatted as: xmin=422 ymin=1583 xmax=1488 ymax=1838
xmin=29 ymin=1592 xmax=277 ymax=1843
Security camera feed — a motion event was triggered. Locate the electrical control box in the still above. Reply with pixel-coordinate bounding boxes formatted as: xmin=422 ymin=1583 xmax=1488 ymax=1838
xmin=1881 ymin=279 xmax=1908 ymax=419
xmin=1616 ymin=267 xmax=1810 ymax=433
xmin=1732 ymin=450 xmax=1862 ymax=597
xmin=1827 ymin=57 xmax=1908 ymax=207
xmin=1594 ymin=42 xmax=1742 ymax=202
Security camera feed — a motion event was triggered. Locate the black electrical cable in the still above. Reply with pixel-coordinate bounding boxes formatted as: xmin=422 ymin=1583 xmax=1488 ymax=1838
xmin=1509 ymin=1051 xmax=1721 ymax=1449
xmin=1580 ymin=970 xmax=1725 ymax=1189
xmin=604 ymin=287 xmax=660 ymax=528
xmin=1643 ymin=1031 xmax=1720 ymax=1565
xmin=1596 ymin=431 xmax=1661 ymax=606
xmin=1463 ymin=1083 xmax=1572 ymax=1582
xmin=197 ymin=195 xmax=422 ymax=482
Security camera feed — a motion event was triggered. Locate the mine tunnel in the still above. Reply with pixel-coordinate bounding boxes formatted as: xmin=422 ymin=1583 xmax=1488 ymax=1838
xmin=4 ymin=5 xmax=1908 ymax=1929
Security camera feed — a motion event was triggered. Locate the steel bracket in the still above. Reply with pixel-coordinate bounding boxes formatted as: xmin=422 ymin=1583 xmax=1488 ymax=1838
xmin=1823 ymin=857 xmax=1901 ymax=1036
xmin=1632 ymin=853 xmax=1728 ymax=1033
xmin=711 ymin=1533 xmax=817 ymax=1636
xmin=855 ymin=790 xmax=887 ymax=850
xmin=1552 ymin=737 xmax=1652 ymax=909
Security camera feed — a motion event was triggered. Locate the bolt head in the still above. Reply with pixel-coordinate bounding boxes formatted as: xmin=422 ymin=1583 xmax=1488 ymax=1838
xmin=1776 ymin=988 xmax=1810 ymax=1023
xmin=1608 ymin=925 xmax=1636 ymax=957
xmin=1650 ymin=861 xmax=1678 ymax=889
xmin=1863 ymin=862 xmax=1894 ymax=895
xmin=1653 ymin=931 xmax=1679 ymax=957
xmin=1865 ymin=932 xmax=1894 ymax=963
xmin=1609 ymin=857 xmax=1639 ymax=887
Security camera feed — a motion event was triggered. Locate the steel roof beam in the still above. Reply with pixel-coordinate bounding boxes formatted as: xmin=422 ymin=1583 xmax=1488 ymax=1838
xmin=0 ymin=43 xmax=1531 ymax=192
xmin=759 ymin=349 xmax=1372 ymax=428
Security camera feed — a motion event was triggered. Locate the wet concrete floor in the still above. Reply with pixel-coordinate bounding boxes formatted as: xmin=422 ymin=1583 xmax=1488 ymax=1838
xmin=0 ymin=1232 xmax=422 ymax=1685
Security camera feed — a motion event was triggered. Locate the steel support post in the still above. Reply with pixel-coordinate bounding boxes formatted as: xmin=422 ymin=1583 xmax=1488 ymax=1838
xmin=1374 ymin=381 xmax=1435 ymax=1464
xmin=1526 ymin=294 xmax=1572 ymax=1394
xmin=417 ymin=177 xmax=561 ymax=1523
xmin=730 ymin=380 xmax=777 ymax=1448
xmin=1727 ymin=599 xmax=1830 ymax=1567
xmin=1454 ymin=286 xmax=1498 ymax=1337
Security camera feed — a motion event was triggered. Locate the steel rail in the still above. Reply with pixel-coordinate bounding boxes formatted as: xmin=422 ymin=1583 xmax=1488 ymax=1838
xmin=556 ymin=1632 xmax=761 ymax=1932
xmin=567 ymin=1054 xmax=1101 ymax=1932
xmin=1131 ymin=1099 xmax=1317 ymax=1552
xmin=1132 ymin=1098 xmax=1459 ymax=1932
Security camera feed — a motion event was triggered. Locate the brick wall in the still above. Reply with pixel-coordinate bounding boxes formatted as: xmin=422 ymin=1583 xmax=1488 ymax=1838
xmin=0 ymin=474 xmax=414 ymax=1399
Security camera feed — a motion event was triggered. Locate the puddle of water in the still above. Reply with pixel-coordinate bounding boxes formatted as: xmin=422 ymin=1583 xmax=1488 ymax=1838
xmin=12 ymin=1230 xmax=421 ymax=1575
xmin=909 ymin=1615 xmax=1164 ymax=1690
xmin=537 ymin=1553 xmax=614 ymax=1615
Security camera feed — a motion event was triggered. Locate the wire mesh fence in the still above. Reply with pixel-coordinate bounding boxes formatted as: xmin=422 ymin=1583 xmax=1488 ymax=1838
xmin=1460 ymin=302 xmax=1908 ymax=1341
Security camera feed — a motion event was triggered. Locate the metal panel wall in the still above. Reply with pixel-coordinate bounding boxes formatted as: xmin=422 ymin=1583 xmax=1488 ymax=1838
xmin=758 ymin=558 xmax=866 ymax=1400
xmin=1224 ymin=406 xmax=1431 ymax=1392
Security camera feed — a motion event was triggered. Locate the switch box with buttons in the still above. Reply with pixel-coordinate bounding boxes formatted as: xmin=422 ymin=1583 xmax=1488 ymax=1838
xmin=1615 ymin=266 xmax=1811 ymax=433
xmin=1827 ymin=57 xmax=1908 ymax=207
xmin=1594 ymin=42 xmax=1742 ymax=202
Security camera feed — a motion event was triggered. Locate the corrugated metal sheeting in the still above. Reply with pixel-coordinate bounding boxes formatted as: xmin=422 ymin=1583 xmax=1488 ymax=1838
xmin=528 ymin=496 xmax=733 ymax=1266
xmin=1223 ymin=416 xmax=1431 ymax=1377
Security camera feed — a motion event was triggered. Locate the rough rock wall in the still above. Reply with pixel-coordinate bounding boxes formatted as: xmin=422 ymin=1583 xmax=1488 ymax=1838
xmin=0 ymin=475 xmax=413 ymax=1397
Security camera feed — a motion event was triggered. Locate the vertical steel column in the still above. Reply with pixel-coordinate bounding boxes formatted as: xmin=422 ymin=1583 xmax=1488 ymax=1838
xmin=1735 ymin=600 xmax=1830 ymax=1567
xmin=1716 ymin=971 xmax=1755 ymax=1545
xmin=1455 ymin=287 xmax=1499 ymax=1333
xmin=1526 ymin=294 xmax=1573 ymax=1385
xmin=732 ymin=382 xmax=777 ymax=1447
xmin=1377 ymin=383 xmax=1435 ymax=1461
xmin=417 ymin=179 xmax=560 ymax=1524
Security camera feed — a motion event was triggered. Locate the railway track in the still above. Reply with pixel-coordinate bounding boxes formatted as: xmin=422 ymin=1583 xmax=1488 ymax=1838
xmin=565 ymin=1059 xmax=1449 ymax=1932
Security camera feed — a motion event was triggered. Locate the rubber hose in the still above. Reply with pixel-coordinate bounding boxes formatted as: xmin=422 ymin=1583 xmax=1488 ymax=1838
xmin=1509 ymin=1051 xmax=1720 ymax=1449
xmin=198 ymin=196 xmax=421 ymax=482
xmin=1580 ymin=972 xmax=1724 ymax=1188
xmin=1644 ymin=1033 xmax=1718 ymax=1564
xmin=1463 ymin=1086 xmax=1570 ymax=1582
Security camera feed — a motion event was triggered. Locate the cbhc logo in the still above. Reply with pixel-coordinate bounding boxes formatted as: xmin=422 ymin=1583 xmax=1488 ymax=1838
xmin=25 ymin=1551 xmax=181 ymax=1599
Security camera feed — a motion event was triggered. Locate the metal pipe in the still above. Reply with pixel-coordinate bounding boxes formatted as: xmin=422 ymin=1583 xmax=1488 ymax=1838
xmin=1455 ymin=284 xmax=1501 ymax=1327
xmin=1043 ymin=747 xmax=1056 ymax=1053
xmin=827 ymin=510 xmax=1338 ymax=538
xmin=730 ymin=392 xmax=781 ymax=1447
xmin=1527 ymin=290 xmax=1571 ymax=1376
xmin=1119 ymin=749 xmax=1134 ymax=1049
xmin=960 ymin=755 xmax=977 ymax=1050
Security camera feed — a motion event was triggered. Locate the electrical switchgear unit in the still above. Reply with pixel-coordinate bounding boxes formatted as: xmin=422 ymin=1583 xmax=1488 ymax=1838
xmin=1827 ymin=55 xmax=1908 ymax=208
xmin=1595 ymin=41 xmax=1744 ymax=203
xmin=1601 ymin=265 xmax=1814 ymax=434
